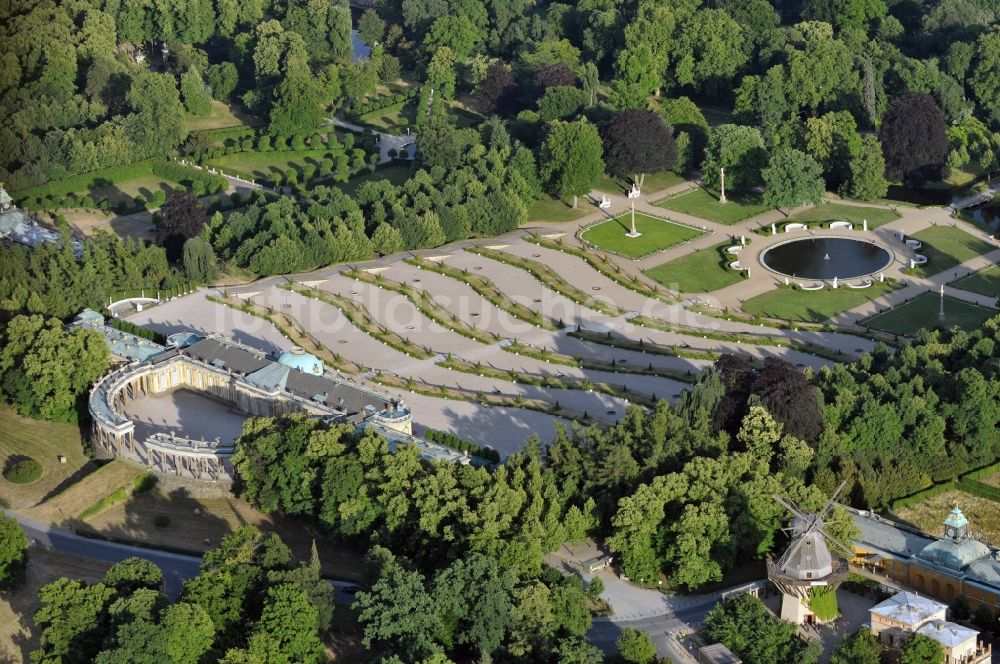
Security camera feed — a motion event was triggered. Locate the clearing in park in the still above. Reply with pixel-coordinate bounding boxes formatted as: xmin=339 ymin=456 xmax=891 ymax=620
xmin=655 ymin=187 xmax=770 ymax=225
xmin=741 ymin=282 xmax=895 ymax=323
xmin=863 ymin=293 xmax=998 ymax=336
xmin=908 ymin=225 xmax=996 ymax=277
xmin=951 ymin=264 xmax=1000 ymax=298
xmin=579 ymin=212 xmax=702 ymax=258
xmin=645 ymin=242 xmax=745 ymax=292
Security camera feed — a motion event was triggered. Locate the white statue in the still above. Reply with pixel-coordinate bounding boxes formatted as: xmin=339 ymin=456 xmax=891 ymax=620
xmin=599 ymin=193 xmax=611 ymax=209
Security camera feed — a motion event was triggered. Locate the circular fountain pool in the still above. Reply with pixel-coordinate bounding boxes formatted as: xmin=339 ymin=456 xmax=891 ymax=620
xmin=760 ymin=237 xmax=893 ymax=279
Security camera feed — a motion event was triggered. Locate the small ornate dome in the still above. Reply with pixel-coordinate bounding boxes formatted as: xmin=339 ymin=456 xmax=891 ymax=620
xmin=277 ymin=347 xmax=324 ymax=375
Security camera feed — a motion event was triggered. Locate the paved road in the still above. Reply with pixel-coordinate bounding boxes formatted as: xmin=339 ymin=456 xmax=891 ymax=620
xmin=588 ymin=604 xmax=712 ymax=662
xmin=3 ymin=508 xmax=201 ymax=599
xmin=328 ymin=117 xmax=416 ymax=163
xmin=2 ymin=508 xmax=359 ymax=603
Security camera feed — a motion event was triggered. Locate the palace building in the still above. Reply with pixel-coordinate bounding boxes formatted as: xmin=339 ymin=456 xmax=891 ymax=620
xmin=849 ymin=506 xmax=1000 ymax=615
xmin=76 ymin=309 xmax=479 ymax=481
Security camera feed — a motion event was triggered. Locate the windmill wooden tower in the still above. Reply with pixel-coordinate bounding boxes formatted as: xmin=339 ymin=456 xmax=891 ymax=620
xmin=768 ymin=482 xmax=851 ymax=624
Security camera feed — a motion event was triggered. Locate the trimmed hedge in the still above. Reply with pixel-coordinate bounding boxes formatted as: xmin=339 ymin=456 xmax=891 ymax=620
xmin=350 ymin=88 xmax=418 ymax=120
xmin=3 ymin=458 xmax=42 ymax=484
xmin=891 ymin=481 xmax=958 ymax=511
xmin=108 ymin=318 xmax=167 ymax=345
xmin=890 ymin=459 xmax=1000 ymax=511
xmin=423 ymin=429 xmax=501 ymax=463
xmin=79 ymin=473 xmax=156 ymax=520
xmin=15 ymin=159 xmax=226 ymax=213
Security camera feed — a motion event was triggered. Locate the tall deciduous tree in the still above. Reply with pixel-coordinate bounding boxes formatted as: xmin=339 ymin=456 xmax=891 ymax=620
xmin=180 ymin=68 xmax=212 ymax=116
xmin=182 ymin=237 xmax=218 ymax=283
xmin=844 ymin=135 xmax=888 ymax=201
xmin=612 ymin=42 xmax=659 ymax=109
xmin=474 ymin=62 xmax=517 ymax=116
xmin=762 ymin=147 xmax=825 ymax=211
xmin=0 ymin=515 xmax=27 ymax=589
xmin=900 ymin=633 xmax=945 ymax=664
xmin=830 ymin=628 xmax=881 ymax=664
xmin=539 ymin=119 xmax=605 ymax=208
xmin=358 ymin=9 xmax=385 ymax=46
xmin=357 ymin=562 xmax=443 ymax=661
xmin=617 ymin=628 xmax=656 ymax=664
xmin=701 ymin=124 xmax=767 ymax=192
xmin=432 ymin=554 xmax=515 ymax=657
xmin=158 ymin=191 xmax=207 ymax=261
xmin=246 ymin=584 xmax=325 ymax=663
xmin=970 ymin=26 xmax=1000 ymax=124
xmin=879 ymin=92 xmax=950 ymax=185
xmin=601 ymin=109 xmax=677 ymax=187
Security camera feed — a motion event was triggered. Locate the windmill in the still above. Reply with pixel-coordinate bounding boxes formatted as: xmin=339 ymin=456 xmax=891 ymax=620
xmin=768 ymin=481 xmax=852 ymax=624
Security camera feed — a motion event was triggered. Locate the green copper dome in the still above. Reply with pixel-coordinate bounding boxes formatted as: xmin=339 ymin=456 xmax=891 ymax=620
xmin=277 ymin=347 xmax=324 ymax=376
xmin=917 ymin=538 xmax=990 ymax=571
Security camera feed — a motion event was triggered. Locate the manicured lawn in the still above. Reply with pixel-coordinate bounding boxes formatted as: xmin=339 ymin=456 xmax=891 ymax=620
xmin=909 ymin=226 xmax=996 ymax=277
xmin=90 ymin=175 xmax=180 ymax=206
xmin=526 ymin=195 xmax=590 ymax=224
xmin=741 ymin=282 xmax=895 ymax=323
xmin=205 ymin=149 xmax=335 ymax=182
xmin=895 ymin=489 xmax=1000 ymax=544
xmin=25 ymin=459 xmax=146 ymax=523
xmin=357 ymin=100 xmax=417 ymax=132
xmin=182 ymin=100 xmax=248 ymax=132
xmin=580 ymin=212 xmax=703 ymax=258
xmin=595 ymin=171 xmax=686 ymax=196
xmin=952 ymin=265 xmax=1000 ymax=298
xmin=788 ymin=203 xmax=901 ymax=229
xmin=0 ymin=406 xmax=89 ymax=510
xmin=656 ymin=188 xmax=771 ymax=225
xmin=645 ymin=242 xmax=745 ymax=292
xmin=863 ymin=293 xmax=997 ymax=335
xmin=334 ymin=164 xmax=412 ymax=196
xmin=447 ymin=101 xmax=485 ymax=128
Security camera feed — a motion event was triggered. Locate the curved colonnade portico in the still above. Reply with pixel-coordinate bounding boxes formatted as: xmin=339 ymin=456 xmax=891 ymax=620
xmin=79 ymin=309 xmax=427 ymax=481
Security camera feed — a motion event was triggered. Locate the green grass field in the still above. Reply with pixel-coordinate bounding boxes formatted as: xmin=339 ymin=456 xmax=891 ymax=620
xmin=182 ymin=101 xmax=249 ymax=133
xmin=788 ymin=203 xmax=901 ymax=229
xmin=334 ymin=164 xmax=412 ymax=196
xmin=909 ymin=226 xmax=996 ymax=277
xmin=895 ymin=490 xmax=1000 ymax=545
xmin=595 ymin=171 xmax=686 ymax=196
xmin=204 ymin=149 xmax=336 ymax=182
xmin=645 ymin=242 xmax=745 ymax=292
xmin=656 ymin=188 xmax=770 ymax=225
xmin=526 ymin=196 xmax=590 ymax=224
xmin=741 ymin=282 xmax=895 ymax=323
xmin=0 ymin=406 xmax=89 ymax=511
xmin=580 ymin=212 xmax=703 ymax=258
xmin=357 ymin=100 xmax=417 ymax=132
xmin=863 ymin=293 xmax=997 ymax=335
xmin=952 ymin=265 xmax=1000 ymax=298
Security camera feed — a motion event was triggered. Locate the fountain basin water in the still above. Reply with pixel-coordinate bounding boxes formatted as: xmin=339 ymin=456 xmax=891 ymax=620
xmin=760 ymin=237 xmax=893 ymax=280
